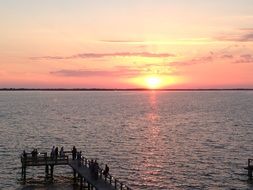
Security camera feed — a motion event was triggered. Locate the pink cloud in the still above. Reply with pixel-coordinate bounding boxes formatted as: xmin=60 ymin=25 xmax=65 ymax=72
xmin=216 ymin=28 xmax=253 ymax=42
xmin=169 ymin=45 xmax=253 ymax=67
xmin=233 ymin=54 xmax=253 ymax=64
xmin=32 ymin=52 xmax=175 ymax=60
xmin=100 ymin=40 xmax=144 ymax=43
xmin=169 ymin=55 xmax=214 ymax=67
xmin=50 ymin=67 xmax=141 ymax=78
xmin=50 ymin=64 xmax=178 ymax=78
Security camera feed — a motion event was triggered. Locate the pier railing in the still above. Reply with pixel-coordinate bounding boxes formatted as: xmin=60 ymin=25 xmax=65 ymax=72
xmin=21 ymin=152 xmax=69 ymax=166
xmin=64 ymin=151 xmax=132 ymax=190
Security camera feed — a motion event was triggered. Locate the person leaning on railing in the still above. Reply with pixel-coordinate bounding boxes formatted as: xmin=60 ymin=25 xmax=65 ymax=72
xmin=77 ymin=151 xmax=82 ymax=166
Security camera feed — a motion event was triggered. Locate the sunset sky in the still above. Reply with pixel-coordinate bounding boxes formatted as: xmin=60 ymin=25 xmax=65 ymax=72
xmin=1 ymin=0 xmax=253 ymax=89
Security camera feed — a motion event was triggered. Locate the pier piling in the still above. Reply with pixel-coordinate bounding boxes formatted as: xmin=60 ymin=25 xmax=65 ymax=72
xmin=45 ymin=165 xmax=49 ymax=178
xmin=50 ymin=165 xmax=54 ymax=179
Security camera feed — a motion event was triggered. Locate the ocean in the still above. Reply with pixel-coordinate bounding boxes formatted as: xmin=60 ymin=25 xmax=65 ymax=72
xmin=0 ymin=91 xmax=253 ymax=190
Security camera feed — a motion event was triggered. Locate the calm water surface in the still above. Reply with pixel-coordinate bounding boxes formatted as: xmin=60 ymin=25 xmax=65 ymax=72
xmin=0 ymin=91 xmax=253 ymax=190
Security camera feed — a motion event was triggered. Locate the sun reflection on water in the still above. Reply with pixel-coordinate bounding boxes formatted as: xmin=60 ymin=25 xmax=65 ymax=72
xmin=136 ymin=91 xmax=168 ymax=187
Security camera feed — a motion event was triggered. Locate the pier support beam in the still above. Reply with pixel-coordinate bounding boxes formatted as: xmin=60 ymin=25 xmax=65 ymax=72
xmin=248 ymin=168 xmax=253 ymax=179
xmin=22 ymin=165 xmax=26 ymax=182
xmin=80 ymin=177 xmax=83 ymax=189
xmin=50 ymin=165 xmax=54 ymax=179
xmin=73 ymin=169 xmax=77 ymax=183
xmin=45 ymin=165 xmax=49 ymax=178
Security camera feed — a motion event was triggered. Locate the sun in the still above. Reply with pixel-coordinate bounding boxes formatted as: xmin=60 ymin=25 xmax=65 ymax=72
xmin=146 ymin=76 xmax=162 ymax=89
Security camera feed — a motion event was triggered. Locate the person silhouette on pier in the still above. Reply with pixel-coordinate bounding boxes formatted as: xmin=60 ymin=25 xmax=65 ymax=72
xmin=22 ymin=150 xmax=27 ymax=161
xmin=60 ymin=147 xmax=64 ymax=157
xmin=89 ymin=159 xmax=94 ymax=177
xmin=72 ymin=146 xmax=77 ymax=160
xmin=77 ymin=151 xmax=82 ymax=166
xmin=35 ymin=149 xmax=38 ymax=158
xmin=31 ymin=149 xmax=38 ymax=162
xmin=55 ymin=147 xmax=59 ymax=159
xmin=103 ymin=164 xmax=109 ymax=178
xmin=51 ymin=146 xmax=55 ymax=159
xmin=94 ymin=160 xmax=99 ymax=180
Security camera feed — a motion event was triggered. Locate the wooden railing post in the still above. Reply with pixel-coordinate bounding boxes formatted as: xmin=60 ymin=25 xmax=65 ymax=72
xmin=114 ymin=179 xmax=117 ymax=189
xmin=85 ymin=158 xmax=88 ymax=166
xmin=99 ymin=169 xmax=102 ymax=179
xmin=110 ymin=175 xmax=112 ymax=184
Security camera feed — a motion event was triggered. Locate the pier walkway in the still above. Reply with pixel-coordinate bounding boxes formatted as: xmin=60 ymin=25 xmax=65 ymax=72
xmin=21 ymin=151 xmax=132 ymax=190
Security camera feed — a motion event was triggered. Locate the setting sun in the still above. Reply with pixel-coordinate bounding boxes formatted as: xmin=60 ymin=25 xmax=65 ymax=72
xmin=146 ymin=77 xmax=162 ymax=89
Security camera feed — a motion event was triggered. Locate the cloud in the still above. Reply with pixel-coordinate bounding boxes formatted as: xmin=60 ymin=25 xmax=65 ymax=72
xmin=220 ymin=54 xmax=234 ymax=59
xmin=50 ymin=67 xmax=141 ymax=78
xmin=169 ymin=55 xmax=214 ymax=67
xmin=216 ymin=28 xmax=253 ymax=42
xmin=233 ymin=54 xmax=253 ymax=64
xmin=169 ymin=45 xmax=253 ymax=66
xmin=100 ymin=40 xmax=144 ymax=43
xmin=32 ymin=52 xmax=174 ymax=60
xmin=50 ymin=63 xmax=179 ymax=78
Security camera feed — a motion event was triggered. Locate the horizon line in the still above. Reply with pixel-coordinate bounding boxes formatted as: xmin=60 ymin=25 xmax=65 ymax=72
xmin=0 ymin=88 xmax=253 ymax=91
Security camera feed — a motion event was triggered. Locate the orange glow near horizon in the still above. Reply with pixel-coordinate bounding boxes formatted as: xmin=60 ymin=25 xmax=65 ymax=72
xmin=129 ymin=75 xmax=184 ymax=89
xmin=146 ymin=77 xmax=162 ymax=89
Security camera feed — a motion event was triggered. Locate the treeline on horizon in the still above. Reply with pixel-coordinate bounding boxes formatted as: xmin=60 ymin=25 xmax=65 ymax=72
xmin=0 ymin=88 xmax=253 ymax=91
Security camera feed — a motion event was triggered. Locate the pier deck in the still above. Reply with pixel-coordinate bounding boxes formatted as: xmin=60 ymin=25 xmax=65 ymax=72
xmin=69 ymin=160 xmax=115 ymax=190
xmin=21 ymin=151 xmax=132 ymax=190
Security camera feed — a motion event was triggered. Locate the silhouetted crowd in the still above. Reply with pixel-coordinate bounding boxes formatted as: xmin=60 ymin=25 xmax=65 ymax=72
xmin=51 ymin=146 xmax=65 ymax=159
xmin=89 ymin=159 xmax=99 ymax=180
xmin=71 ymin=146 xmax=109 ymax=180
xmin=22 ymin=146 xmax=110 ymax=181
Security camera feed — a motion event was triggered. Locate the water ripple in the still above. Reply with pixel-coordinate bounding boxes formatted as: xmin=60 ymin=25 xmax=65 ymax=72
xmin=0 ymin=91 xmax=253 ymax=189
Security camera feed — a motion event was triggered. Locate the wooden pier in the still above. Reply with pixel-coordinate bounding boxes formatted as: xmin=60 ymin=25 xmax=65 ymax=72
xmin=244 ymin=159 xmax=253 ymax=179
xmin=21 ymin=151 xmax=132 ymax=190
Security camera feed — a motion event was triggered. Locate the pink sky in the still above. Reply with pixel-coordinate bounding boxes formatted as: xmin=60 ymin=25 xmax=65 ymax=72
xmin=1 ymin=1 xmax=253 ymax=88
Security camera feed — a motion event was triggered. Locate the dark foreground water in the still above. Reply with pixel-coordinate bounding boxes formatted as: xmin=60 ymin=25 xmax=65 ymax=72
xmin=0 ymin=91 xmax=253 ymax=190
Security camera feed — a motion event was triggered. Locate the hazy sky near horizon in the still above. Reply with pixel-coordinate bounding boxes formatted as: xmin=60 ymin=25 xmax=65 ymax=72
xmin=1 ymin=0 xmax=253 ymax=88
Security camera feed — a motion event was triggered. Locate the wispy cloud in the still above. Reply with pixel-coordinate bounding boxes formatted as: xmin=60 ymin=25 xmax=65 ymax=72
xmin=216 ymin=28 xmax=253 ymax=42
xmin=169 ymin=46 xmax=253 ymax=66
xmin=100 ymin=40 xmax=144 ymax=43
xmin=50 ymin=63 xmax=178 ymax=78
xmin=50 ymin=67 xmax=141 ymax=78
xmin=233 ymin=54 xmax=253 ymax=64
xmin=220 ymin=54 xmax=234 ymax=59
xmin=32 ymin=52 xmax=174 ymax=60
xmin=169 ymin=54 xmax=214 ymax=67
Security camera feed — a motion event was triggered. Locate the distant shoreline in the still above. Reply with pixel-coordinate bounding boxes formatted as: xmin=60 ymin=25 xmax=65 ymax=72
xmin=0 ymin=88 xmax=253 ymax=91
